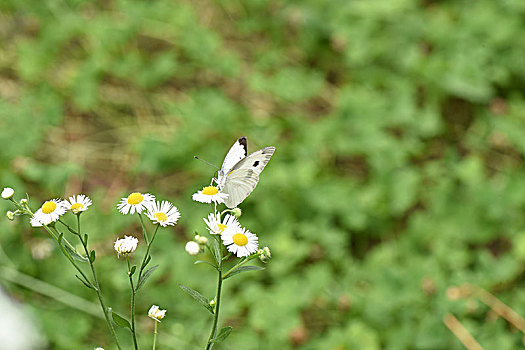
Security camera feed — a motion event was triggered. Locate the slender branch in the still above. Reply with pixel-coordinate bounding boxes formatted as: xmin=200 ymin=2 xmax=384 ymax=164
xmin=138 ymin=213 xmax=149 ymax=244
xmin=443 ymin=313 xmax=484 ymax=350
xmin=152 ymin=321 xmax=158 ymax=350
xmin=138 ymin=224 xmax=160 ymax=282
xmin=205 ymin=241 xmax=223 ymax=350
xmin=127 ymin=256 xmax=139 ymax=350
xmin=75 ymin=215 xmax=123 ymax=350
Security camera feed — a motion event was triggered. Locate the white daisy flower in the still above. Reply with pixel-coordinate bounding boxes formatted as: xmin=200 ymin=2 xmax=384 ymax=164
xmin=203 ymin=213 xmax=241 ymax=235
xmin=62 ymin=194 xmax=92 ymax=214
xmin=148 ymin=305 xmax=167 ymax=322
xmin=1 ymin=187 xmax=14 ymax=199
xmin=221 ymin=227 xmax=259 ymax=258
xmin=114 ymin=235 xmax=139 ymax=256
xmin=145 ymin=200 xmax=180 ymax=227
xmin=185 ymin=241 xmax=200 ymax=256
xmin=30 ymin=199 xmax=67 ymax=227
xmin=192 ymin=186 xmax=228 ymax=205
xmin=117 ymin=192 xmax=155 ymax=215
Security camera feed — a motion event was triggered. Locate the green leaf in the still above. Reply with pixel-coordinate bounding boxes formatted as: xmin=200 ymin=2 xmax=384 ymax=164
xmin=89 ymin=250 xmax=96 ymax=263
xmin=195 ymin=260 xmax=218 ymax=269
xmin=111 ymin=311 xmax=131 ymax=329
xmin=210 ymin=326 xmax=233 ymax=343
xmin=136 ymin=264 xmax=158 ymax=291
xmin=179 ymin=284 xmax=214 ymax=314
xmin=142 ymin=255 xmax=151 ymax=269
xmin=64 ymin=243 xmax=88 ymax=262
xmin=223 ymin=266 xmax=264 ymax=280
xmin=212 ymin=239 xmax=222 ymax=266
xmin=129 ymin=265 xmax=137 ymax=276
xmin=74 ymin=274 xmax=93 ymax=289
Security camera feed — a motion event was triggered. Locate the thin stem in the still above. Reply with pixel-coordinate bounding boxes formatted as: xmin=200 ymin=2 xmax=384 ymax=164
xmin=152 ymin=321 xmax=158 ymax=350
xmin=127 ymin=256 xmax=139 ymax=350
xmin=138 ymin=224 xmax=160 ymax=282
xmin=138 ymin=213 xmax=149 ymax=244
xmin=205 ymin=243 xmax=223 ymax=350
xmin=222 ymin=256 xmax=258 ymax=280
xmin=75 ymin=215 xmax=123 ymax=350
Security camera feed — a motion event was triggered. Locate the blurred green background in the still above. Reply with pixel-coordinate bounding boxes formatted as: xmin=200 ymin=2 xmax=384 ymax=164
xmin=2 ymin=0 xmax=525 ymax=349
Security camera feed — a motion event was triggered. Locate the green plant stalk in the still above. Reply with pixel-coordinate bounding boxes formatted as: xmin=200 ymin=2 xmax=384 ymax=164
xmin=152 ymin=321 xmax=158 ymax=350
xmin=222 ymin=255 xmax=258 ymax=280
xmin=75 ymin=215 xmax=123 ymax=350
xmin=127 ymin=256 xmax=140 ymax=350
xmin=138 ymin=223 xmax=160 ymax=282
xmin=205 ymin=241 xmax=223 ymax=350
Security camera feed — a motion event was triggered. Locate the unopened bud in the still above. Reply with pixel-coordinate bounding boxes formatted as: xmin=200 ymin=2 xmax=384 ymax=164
xmin=209 ymin=299 xmax=216 ymax=307
xmin=6 ymin=211 xmax=15 ymax=221
xmin=196 ymin=235 xmax=208 ymax=245
xmin=1 ymin=187 xmax=14 ymax=200
xmin=231 ymin=207 xmax=242 ymax=218
xmin=185 ymin=241 xmax=200 ymax=256
xmin=20 ymin=198 xmax=28 ymax=205
xmin=258 ymin=246 xmax=271 ymax=263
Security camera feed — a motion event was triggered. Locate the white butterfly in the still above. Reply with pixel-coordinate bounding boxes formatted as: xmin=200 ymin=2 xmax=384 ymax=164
xmin=215 ymin=137 xmax=275 ymax=208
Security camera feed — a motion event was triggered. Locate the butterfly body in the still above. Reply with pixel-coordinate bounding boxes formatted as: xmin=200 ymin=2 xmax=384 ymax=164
xmin=216 ymin=137 xmax=275 ymax=208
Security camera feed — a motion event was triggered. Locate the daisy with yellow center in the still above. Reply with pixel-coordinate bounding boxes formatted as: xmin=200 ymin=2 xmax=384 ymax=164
xmin=192 ymin=186 xmax=228 ymax=205
xmin=30 ymin=199 xmax=67 ymax=227
xmin=221 ymin=227 xmax=259 ymax=257
xmin=117 ymin=192 xmax=155 ymax=215
xmin=62 ymin=194 xmax=92 ymax=214
xmin=145 ymin=200 xmax=180 ymax=227
xmin=203 ymin=213 xmax=240 ymax=235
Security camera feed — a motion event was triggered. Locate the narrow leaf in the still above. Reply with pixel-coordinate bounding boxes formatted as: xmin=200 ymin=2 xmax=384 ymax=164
xmin=194 ymin=260 xmax=218 ymax=269
xmin=210 ymin=326 xmax=233 ymax=343
xmin=75 ymin=274 xmax=93 ymax=289
xmin=223 ymin=266 xmax=264 ymax=280
xmin=179 ymin=284 xmax=214 ymax=314
xmin=136 ymin=264 xmax=159 ymax=291
xmin=142 ymin=255 xmax=151 ymax=269
xmin=129 ymin=265 xmax=137 ymax=276
xmin=89 ymin=250 xmax=96 ymax=263
xmin=212 ymin=239 xmax=222 ymax=266
xmin=111 ymin=311 xmax=131 ymax=329
xmin=64 ymin=244 xmax=88 ymax=262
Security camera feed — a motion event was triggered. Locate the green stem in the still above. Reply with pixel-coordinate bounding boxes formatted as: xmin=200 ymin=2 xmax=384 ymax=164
xmin=127 ymin=256 xmax=139 ymax=350
xmin=205 ymin=242 xmax=223 ymax=350
xmin=75 ymin=215 xmax=123 ymax=350
xmin=138 ymin=224 xmax=160 ymax=282
xmin=152 ymin=321 xmax=158 ymax=350
xmin=138 ymin=213 xmax=149 ymax=244
xmin=222 ymin=256 xmax=257 ymax=280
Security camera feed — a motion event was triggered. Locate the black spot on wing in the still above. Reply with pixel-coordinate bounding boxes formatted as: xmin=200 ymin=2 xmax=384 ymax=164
xmin=252 ymin=160 xmax=260 ymax=167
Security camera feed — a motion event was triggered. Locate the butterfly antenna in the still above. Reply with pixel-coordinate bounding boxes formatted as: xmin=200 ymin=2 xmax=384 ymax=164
xmin=194 ymin=156 xmax=219 ymax=169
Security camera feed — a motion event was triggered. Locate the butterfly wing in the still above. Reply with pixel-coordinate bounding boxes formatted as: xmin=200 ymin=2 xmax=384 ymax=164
xmin=221 ymin=136 xmax=248 ymax=173
xmin=223 ymin=146 xmax=275 ymax=208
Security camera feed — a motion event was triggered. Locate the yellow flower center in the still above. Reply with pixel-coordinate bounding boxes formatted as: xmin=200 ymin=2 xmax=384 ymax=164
xmin=232 ymin=233 xmax=248 ymax=246
xmin=218 ymin=224 xmax=227 ymax=233
xmin=155 ymin=212 xmax=168 ymax=222
xmin=127 ymin=192 xmax=143 ymax=205
xmin=202 ymin=186 xmax=219 ymax=196
xmin=42 ymin=201 xmax=57 ymax=214
xmin=71 ymin=203 xmax=83 ymax=212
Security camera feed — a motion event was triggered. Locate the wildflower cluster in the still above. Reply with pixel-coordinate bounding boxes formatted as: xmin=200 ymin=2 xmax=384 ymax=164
xmin=2 ymin=187 xmax=178 ymax=350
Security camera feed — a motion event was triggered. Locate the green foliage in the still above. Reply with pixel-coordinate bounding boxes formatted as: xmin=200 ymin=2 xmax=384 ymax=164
xmin=1 ymin=0 xmax=525 ymax=348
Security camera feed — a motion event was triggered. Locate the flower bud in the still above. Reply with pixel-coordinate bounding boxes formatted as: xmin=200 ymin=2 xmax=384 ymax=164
xmin=209 ymin=299 xmax=216 ymax=307
xmin=196 ymin=235 xmax=208 ymax=245
xmin=185 ymin=241 xmax=200 ymax=256
xmin=258 ymin=246 xmax=271 ymax=263
xmin=231 ymin=207 xmax=242 ymax=218
xmin=20 ymin=198 xmax=28 ymax=205
xmin=114 ymin=235 xmax=138 ymax=257
xmin=6 ymin=211 xmax=15 ymax=221
xmin=148 ymin=305 xmax=167 ymax=322
xmin=1 ymin=187 xmax=14 ymax=200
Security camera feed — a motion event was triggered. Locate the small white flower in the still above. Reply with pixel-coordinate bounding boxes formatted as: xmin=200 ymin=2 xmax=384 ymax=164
xmin=117 ymin=192 xmax=155 ymax=215
xmin=6 ymin=211 xmax=15 ymax=221
xmin=185 ymin=241 xmax=200 ymax=256
xmin=203 ymin=213 xmax=241 ymax=235
xmin=114 ymin=235 xmax=139 ymax=256
xmin=1 ymin=187 xmax=14 ymax=199
xmin=62 ymin=194 xmax=92 ymax=213
xmin=192 ymin=186 xmax=228 ymax=205
xmin=95 ymin=348 xmax=104 ymax=350
xmin=145 ymin=200 xmax=180 ymax=227
xmin=30 ymin=199 xmax=67 ymax=227
xmin=221 ymin=227 xmax=259 ymax=258
xmin=148 ymin=305 xmax=167 ymax=322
